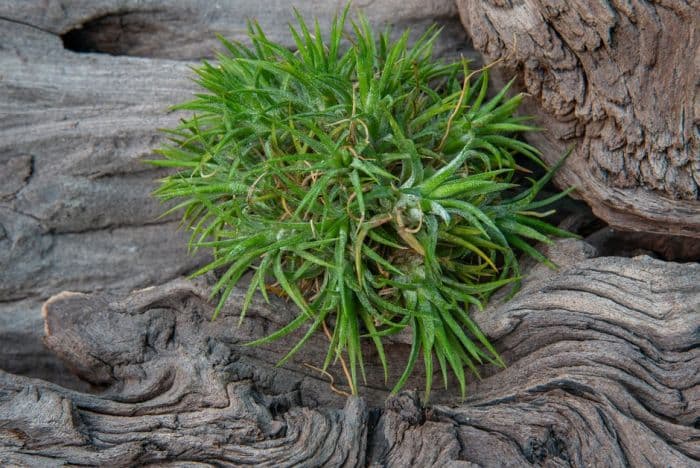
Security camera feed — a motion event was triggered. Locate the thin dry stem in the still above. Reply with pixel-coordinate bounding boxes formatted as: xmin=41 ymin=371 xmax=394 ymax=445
xmin=322 ymin=320 xmax=356 ymax=395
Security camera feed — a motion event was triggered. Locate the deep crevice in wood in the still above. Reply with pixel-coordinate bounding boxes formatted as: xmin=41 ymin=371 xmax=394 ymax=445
xmin=60 ymin=10 xmax=173 ymax=58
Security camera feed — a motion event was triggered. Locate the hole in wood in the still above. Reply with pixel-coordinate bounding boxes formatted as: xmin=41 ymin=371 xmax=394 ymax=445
xmin=60 ymin=12 xmax=166 ymax=57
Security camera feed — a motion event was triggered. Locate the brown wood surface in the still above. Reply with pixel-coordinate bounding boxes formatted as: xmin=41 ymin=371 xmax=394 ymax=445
xmin=458 ymin=0 xmax=700 ymax=237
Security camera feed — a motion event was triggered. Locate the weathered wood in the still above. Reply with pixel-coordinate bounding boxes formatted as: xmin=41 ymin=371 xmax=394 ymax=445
xmin=457 ymin=0 xmax=700 ymax=238
xmin=0 ymin=0 xmax=474 ymax=387
xmin=0 ymin=0 xmax=472 ymax=61
xmin=0 ymin=18 xmax=208 ymax=301
xmin=1 ymin=240 xmax=698 ymax=466
xmin=0 ymin=297 xmax=91 ymax=392
xmin=2 ymin=2 xmax=698 ymax=465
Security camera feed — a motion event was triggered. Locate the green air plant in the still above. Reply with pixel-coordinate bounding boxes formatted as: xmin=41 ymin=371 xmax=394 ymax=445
xmin=151 ymin=7 xmax=577 ymax=400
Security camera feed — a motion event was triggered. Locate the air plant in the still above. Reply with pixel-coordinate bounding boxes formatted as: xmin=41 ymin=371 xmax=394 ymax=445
xmin=151 ymin=6 xmax=576 ymax=400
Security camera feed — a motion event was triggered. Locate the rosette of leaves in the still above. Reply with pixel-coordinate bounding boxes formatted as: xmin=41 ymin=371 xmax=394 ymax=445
xmin=151 ymin=7 xmax=576 ymax=400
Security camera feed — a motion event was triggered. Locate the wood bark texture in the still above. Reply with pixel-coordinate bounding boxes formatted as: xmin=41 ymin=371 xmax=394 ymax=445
xmin=1 ymin=240 xmax=698 ymax=466
xmin=457 ymin=0 xmax=700 ymax=237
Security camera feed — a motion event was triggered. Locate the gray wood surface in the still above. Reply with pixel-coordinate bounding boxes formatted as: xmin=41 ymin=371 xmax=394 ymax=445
xmin=0 ymin=0 xmax=471 ymax=387
xmin=1 ymin=240 xmax=698 ymax=466
xmin=1 ymin=1 xmax=698 ymax=466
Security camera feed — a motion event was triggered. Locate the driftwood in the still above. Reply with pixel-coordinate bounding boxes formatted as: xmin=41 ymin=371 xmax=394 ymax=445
xmin=457 ymin=0 xmax=700 ymax=238
xmin=0 ymin=0 xmax=470 ymax=387
xmin=0 ymin=17 xmax=206 ymax=388
xmin=0 ymin=0 xmax=471 ymax=60
xmin=1 ymin=240 xmax=699 ymax=466
xmin=2 ymin=1 xmax=699 ymax=466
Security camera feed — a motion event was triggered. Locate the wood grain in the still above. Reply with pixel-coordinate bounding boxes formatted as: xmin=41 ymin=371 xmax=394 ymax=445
xmin=457 ymin=0 xmax=700 ymax=237
xmin=0 ymin=0 xmax=472 ymax=388
xmin=1 ymin=240 xmax=698 ymax=466
xmin=1 ymin=2 xmax=698 ymax=465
